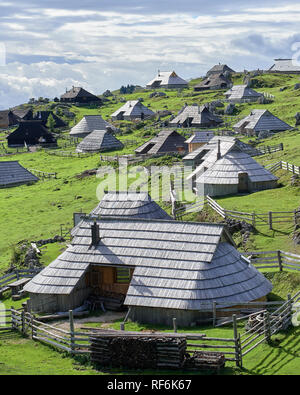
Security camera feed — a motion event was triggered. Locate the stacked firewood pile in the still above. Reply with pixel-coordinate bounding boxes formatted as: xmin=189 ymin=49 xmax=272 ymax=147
xmin=184 ymin=351 xmax=225 ymax=371
xmin=90 ymin=333 xmax=187 ymax=369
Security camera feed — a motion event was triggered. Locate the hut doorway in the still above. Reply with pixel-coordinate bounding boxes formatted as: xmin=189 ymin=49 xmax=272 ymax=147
xmin=238 ymin=172 xmax=249 ymax=193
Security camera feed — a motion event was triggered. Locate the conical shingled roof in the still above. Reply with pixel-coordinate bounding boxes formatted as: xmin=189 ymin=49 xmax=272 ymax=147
xmin=70 ymin=115 xmax=115 ymax=138
xmin=75 ymin=129 xmax=124 ymax=153
xmin=91 ymin=191 xmax=172 ymax=220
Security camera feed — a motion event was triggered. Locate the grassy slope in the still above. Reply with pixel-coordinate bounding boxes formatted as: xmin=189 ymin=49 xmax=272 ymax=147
xmin=0 ymin=73 xmax=300 ymax=375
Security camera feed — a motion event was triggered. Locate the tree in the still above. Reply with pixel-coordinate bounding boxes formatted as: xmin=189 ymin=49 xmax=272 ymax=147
xmin=46 ymin=114 xmax=56 ymax=132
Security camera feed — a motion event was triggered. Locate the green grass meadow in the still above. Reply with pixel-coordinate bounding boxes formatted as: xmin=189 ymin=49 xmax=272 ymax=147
xmin=0 ymin=72 xmax=300 ymax=375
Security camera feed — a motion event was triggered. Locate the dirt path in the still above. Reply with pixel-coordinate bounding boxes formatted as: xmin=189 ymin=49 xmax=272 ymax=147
xmin=51 ymin=311 xmax=126 ymax=331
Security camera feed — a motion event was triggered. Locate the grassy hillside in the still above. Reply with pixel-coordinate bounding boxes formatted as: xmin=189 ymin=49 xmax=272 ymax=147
xmin=1 ymin=72 xmax=300 ymax=270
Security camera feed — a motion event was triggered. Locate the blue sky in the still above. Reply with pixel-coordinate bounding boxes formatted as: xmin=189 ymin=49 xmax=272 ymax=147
xmin=0 ymin=1 xmax=300 ymax=109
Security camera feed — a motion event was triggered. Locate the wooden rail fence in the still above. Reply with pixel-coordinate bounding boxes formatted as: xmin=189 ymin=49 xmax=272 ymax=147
xmin=266 ymin=160 xmax=300 ymax=175
xmin=174 ymin=195 xmax=300 ymax=230
xmin=0 ymin=269 xmax=41 ymax=297
xmin=27 ymin=168 xmax=57 ymax=179
xmin=2 ymin=287 xmax=298 ymax=371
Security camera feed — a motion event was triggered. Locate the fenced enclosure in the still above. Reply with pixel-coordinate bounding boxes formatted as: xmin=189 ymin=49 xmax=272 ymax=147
xmin=2 ymin=289 xmax=298 ymax=371
xmin=174 ymin=195 xmax=300 ymax=230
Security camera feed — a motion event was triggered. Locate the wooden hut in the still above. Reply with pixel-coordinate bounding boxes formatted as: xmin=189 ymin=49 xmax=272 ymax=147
xmin=185 ymin=136 xmax=266 ymax=175
xmin=24 ymin=217 xmax=272 ymax=325
xmin=70 ymin=115 xmax=116 ymax=139
xmin=6 ymin=121 xmax=57 ymax=147
xmin=60 ymin=87 xmax=102 ymax=105
xmin=0 ymin=110 xmax=18 ymax=129
xmin=194 ymin=73 xmax=232 ymax=91
xmin=193 ymin=141 xmax=277 ymax=197
xmin=224 ymin=85 xmax=263 ymax=103
xmin=135 ymin=130 xmax=187 ymax=155
xmin=0 ymin=161 xmax=39 ymax=188
xmin=206 ymin=64 xmax=235 ymax=77
xmin=233 ymin=109 xmax=292 ymax=136
xmin=146 ymin=71 xmax=188 ymax=89
xmin=169 ymin=105 xmax=223 ymax=128
xmin=111 ymin=101 xmax=155 ymax=121
xmin=185 ymin=131 xmax=214 ymax=153
xmin=269 ymin=59 xmax=300 ymax=74
xmin=75 ymin=129 xmax=124 ymax=153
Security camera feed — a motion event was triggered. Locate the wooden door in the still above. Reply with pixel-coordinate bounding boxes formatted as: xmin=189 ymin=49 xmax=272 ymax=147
xmin=238 ymin=172 xmax=249 ymax=193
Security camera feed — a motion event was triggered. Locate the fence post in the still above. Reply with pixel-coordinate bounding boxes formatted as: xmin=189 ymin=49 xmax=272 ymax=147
xmin=264 ymin=311 xmax=271 ymax=344
xmin=277 ymin=250 xmax=283 ymax=272
xmin=268 ymin=212 xmax=273 ymax=230
xmin=252 ymin=212 xmax=256 ymax=228
xmin=120 ymin=322 xmax=125 ymax=331
xmin=11 ymin=307 xmax=15 ymax=330
xmin=21 ymin=310 xmax=25 ymax=335
xmin=173 ymin=318 xmax=177 ymax=333
xmin=69 ymin=310 xmax=75 ymax=354
xmin=233 ymin=314 xmax=241 ymax=368
xmin=287 ymin=294 xmax=293 ymax=326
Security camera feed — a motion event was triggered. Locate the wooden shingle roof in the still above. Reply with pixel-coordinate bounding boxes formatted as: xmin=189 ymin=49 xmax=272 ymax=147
xmin=234 ymin=109 xmax=292 ymax=133
xmin=169 ymin=105 xmax=223 ymax=128
xmin=196 ymin=150 xmax=278 ymax=185
xmin=70 ymin=115 xmax=115 ymax=138
xmin=0 ymin=161 xmax=39 ymax=187
xmin=24 ymin=218 xmax=272 ymax=309
xmin=90 ymin=192 xmax=172 ymax=220
xmin=111 ymin=101 xmax=155 ymax=119
xmin=75 ymin=129 xmax=124 ymax=153
xmin=135 ymin=130 xmax=187 ymax=155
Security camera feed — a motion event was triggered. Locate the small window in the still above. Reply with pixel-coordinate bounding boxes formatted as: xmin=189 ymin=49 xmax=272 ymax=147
xmin=116 ymin=268 xmax=131 ymax=284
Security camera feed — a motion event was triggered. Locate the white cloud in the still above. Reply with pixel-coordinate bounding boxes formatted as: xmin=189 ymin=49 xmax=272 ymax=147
xmin=0 ymin=2 xmax=300 ymax=108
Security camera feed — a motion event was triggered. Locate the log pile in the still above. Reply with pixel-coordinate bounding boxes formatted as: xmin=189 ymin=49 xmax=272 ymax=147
xmin=90 ymin=334 xmax=186 ymax=369
xmin=184 ymin=351 xmax=225 ymax=371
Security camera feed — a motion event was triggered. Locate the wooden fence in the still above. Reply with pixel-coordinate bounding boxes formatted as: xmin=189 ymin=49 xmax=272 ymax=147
xmin=174 ymin=195 xmax=300 ymax=230
xmin=266 ymin=160 xmax=300 ymax=175
xmin=247 ymin=250 xmax=300 ymax=272
xmin=27 ymin=168 xmax=57 ymax=179
xmin=6 ymin=290 xmax=298 ymax=370
xmin=256 ymin=143 xmax=283 ymax=155
xmin=0 ymin=269 xmax=41 ymax=297
xmin=10 ymin=309 xmax=90 ymax=355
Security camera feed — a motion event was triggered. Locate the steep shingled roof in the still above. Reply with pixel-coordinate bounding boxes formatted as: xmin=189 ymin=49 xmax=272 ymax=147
xmin=0 ymin=161 xmax=39 ymax=187
xmin=90 ymin=191 xmax=172 ymax=220
xmin=24 ymin=218 xmax=272 ymax=309
xmin=75 ymin=129 xmax=124 ymax=153
xmin=70 ymin=115 xmax=116 ymax=138
xmin=146 ymin=71 xmax=188 ymax=88
xmin=234 ymin=109 xmax=292 ymax=133
xmin=135 ymin=130 xmax=187 ymax=155
xmin=224 ymin=85 xmax=263 ymax=102
xmin=169 ymin=105 xmax=223 ymax=128
xmin=111 ymin=101 xmax=155 ymax=119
